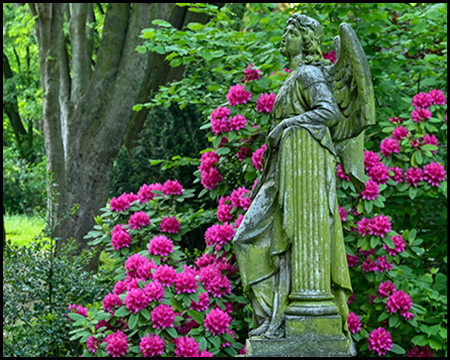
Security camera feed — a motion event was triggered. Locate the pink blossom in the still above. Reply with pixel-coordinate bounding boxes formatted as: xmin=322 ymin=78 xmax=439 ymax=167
xmin=368 ymin=162 xmax=390 ymax=185
xmin=111 ymin=224 xmax=132 ymax=250
xmin=160 ymin=216 xmax=180 ymax=234
xmin=364 ymin=150 xmax=381 ymax=171
xmin=205 ymin=223 xmax=235 ymax=248
xmin=175 ymin=268 xmax=198 ymax=294
xmin=339 ymin=206 xmax=348 ymax=222
xmin=357 ymin=217 xmax=371 ymax=237
xmin=195 ymin=253 xmax=218 ymax=269
xmin=140 ymin=333 xmax=165 ymax=357
xmin=423 ymin=162 xmax=446 ymax=187
xmin=231 ymin=187 xmax=251 ymax=209
xmin=378 ymin=281 xmax=396 ymax=298
xmin=200 ymin=151 xmax=219 ymax=172
xmin=200 ymin=349 xmax=214 ymax=357
xmin=361 ymin=257 xmax=378 ymax=272
xmin=211 ymin=106 xmax=230 ymax=135
xmin=383 ymin=235 xmax=405 ymax=256
xmin=407 ymin=346 xmax=435 ymax=357
xmin=153 ymin=264 xmax=177 ymax=287
xmin=217 ymin=202 xmax=233 ymax=223
xmin=229 ymin=114 xmax=247 ymax=131
xmin=105 ymin=331 xmax=129 ymax=357
xmin=256 ymin=92 xmax=276 ymax=113
xmin=337 ymin=164 xmax=349 ymax=181
xmin=412 ymin=108 xmax=432 ymax=123
xmin=162 ymin=179 xmax=183 ymax=195
xmin=114 ymin=280 xmax=128 ymax=295
xmin=125 ymin=287 xmax=150 ymax=314
xmin=393 ymin=126 xmax=409 ymax=140
xmin=148 ymin=235 xmax=174 ymax=257
xmin=428 ymin=89 xmax=446 ymax=105
xmin=103 ymin=293 xmax=123 ymax=313
xmin=129 ymin=211 xmax=150 ymax=230
xmin=110 ymin=193 xmax=131 ymax=212
xmin=423 ymin=134 xmax=438 ymax=154
xmin=389 ymin=167 xmax=403 ymax=183
xmin=227 ymin=84 xmax=252 ymax=107
xmin=368 ymin=327 xmax=393 ymax=356
xmin=151 ymin=304 xmax=175 ymax=330
xmin=386 ymin=290 xmax=414 ymax=319
xmin=376 ymin=256 xmax=394 ymax=273
xmin=87 ymin=336 xmax=100 ymax=354
xmin=143 ymin=281 xmax=165 ymax=303
xmin=125 ymin=253 xmax=147 ymax=278
xmin=174 ymin=336 xmax=199 ymax=357
xmin=405 ymin=167 xmax=424 ymax=187
xmin=205 ymin=308 xmax=232 ymax=336
xmin=368 ymin=215 xmax=391 ymax=237
xmin=347 ymin=312 xmax=362 ymax=334
xmin=322 ymin=50 xmax=337 ymax=63
xmin=389 ymin=116 xmax=403 ymax=125
xmin=67 ymin=304 xmax=88 ymax=319
xmin=361 ymin=179 xmax=380 ymax=201
xmin=380 ymin=137 xmax=400 ymax=158
xmin=199 ymin=265 xmax=231 ymax=298
xmin=234 ymin=214 xmax=244 ymax=229
xmin=137 ymin=258 xmax=157 ymax=280
xmin=138 ymin=183 xmax=163 ymax=203
xmin=243 ymin=63 xmax=262 ymax=82
xmin=412 ymin=92 xmax=432 ymax=109
xmin=190 ymin=292 xmax=210 ymax=312
xmin=252 ymin=144 xmax=267 ymax=171
xmin=201 ymin=167 xmax=223 ymax=190
xmin=346 ymin=253 xmax=359 ymax=267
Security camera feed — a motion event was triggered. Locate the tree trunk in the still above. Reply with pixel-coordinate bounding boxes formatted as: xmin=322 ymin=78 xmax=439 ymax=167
xmin=28 ymin=3 xmax=221 ymax=271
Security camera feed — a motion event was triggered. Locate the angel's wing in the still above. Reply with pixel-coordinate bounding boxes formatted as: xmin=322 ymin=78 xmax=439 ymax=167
xmin=326 ymin=23 xmax=375 ymax=142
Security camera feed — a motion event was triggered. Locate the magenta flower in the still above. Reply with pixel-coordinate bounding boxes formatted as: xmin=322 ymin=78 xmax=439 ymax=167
xmin=128 ymin=211 xmax=150 ymax=230
xmin=323 ymin=50 xmax=337 ymax=63
xmin=256 ymin=92 xmax=276 ymax=113
xmin=125 ymin=253 xmax=147 ymax=278
xmin=125 ymin=287 xmax=150 ymax=314
xmin=105 ymin=330 xmax=129 ymax=357
xmin=138 ymin=183 xmax=163 ymax=203
xmin=231 ymin=187 xmax=251 ymax=210
xmin=162 ymin=179 xmax=183 ymax=196
xmin=200 ymin=151 xmax=219 ymax=172
xmin=243 ymin=63 xmax=262 ymax=82
xmin=389 ymin=116 xmax=404 ymax=125
xmin=339 ymin=206 xmax=348 ymax=222
xmin=347 ymin=312 xmax=362 ymax=334
xmin=113 ymin=280 xmax=127 ymax=295
xmin=412 ymin=92 xmax=432 ymax=109
xmin=153 ymin=264 xmax=177 ymax=287
xmin=229 ymin=114 xmax=247 ymax=131
xmin=174 ymin=336 xmax=200 ymax=357
xmin=200 ymin=349 xmax=214 ymax=357
xmin=190 ymin=292 xmax=210 ymax=312
xmin=423 ymin=134 xmax=439 ymax=154
xmin=407 ymin=346 xmax=435 ymax=357
xmin=148 ymin=234 xmax=174 ymax=258
xmin=103 ymin=293 xmax=123 ymax=313
xmin=346 ymin=253 xmax=359 ymax=267
xmin=361 ymin=179 xmax=380 ymax=201
xmin=234 ymin=214 xmax=244 ymax=229
xmin=151 ymin=303 xmax=175 ymax=330
xmin=357 ymin=217 xmax=371 ymax=237
xmin=376 ymin=256 xmax=394 ymax=273
xmin=252 ymin=144 xmax=267 ymax=171
xmin=67 ymin=303 xmax=88 ymax=319
xmin=423 ymin=162 xmax=446 ymax=187
xmin=217 ymin=202 xmax=233 ymax=223
xmin=380 ymin=137 xmax=400 ymax=158
xmin=160 ymin=216 xmax=180 ymax=234
xmin=140 ymin=333 xmax=165 ymax=357
xmin=199 ymin=265 xmax=232 ymax=298
xmin=201 ymin=166 xmax=223 ymax=190
xmin=428 ymin=89 xmax=446 ymax=105
xmin=227 ymin=84 xmax=252 ymax=107
xmin=389 ymin=166 xmax=403 ymax=183
xmin=210 ymin=106 xmax=230 ymax=135
xmin=364 ymin=150 xmax=381 ymax=171
xmin=405 ymin=167 xmax=424 ymax=187
xmin=175 ymin=268 xmax=198 ymax=294
xmin=111 ymin=224 xmax=132 ymax=250
xmin=204 ymin=223 xmax=235 ymax=248
xmin=87 ymin=336 xmax=100 ymax=354
xmin=412 ymin=108 xmax=432 ymax=123
xmin=143 ymin=281 xmax=165 ymax=303
xmin=383 ymin=234 xmax=405 ymax=256
xmin=378 ymin=280 xmax=396 ymax=298
xmin=368 ymin=215 xmax=391 ymax=237
xmin=205 ymin=308 xmax=231 ymax=336
xmin=137 ymin=258 xmax=157 ymax=280
xmin=368 ymin=327 xmax=393 ymax=356
xmin=368 ymin=163 xmax=390 ymax=184
xmin=110 ymin=193 xmax=131 ymax=212
xmin=386 ymin=290 xmax=414 ymax=319
xmin=393 ymin=126 xmax=409 ymax=140
xmin=336 ymin=164 xmax=349 ymax=181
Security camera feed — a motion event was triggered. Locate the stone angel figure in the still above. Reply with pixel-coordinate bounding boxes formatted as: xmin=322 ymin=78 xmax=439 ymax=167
xmin=234 ymin=14 xmax=375 ymax=342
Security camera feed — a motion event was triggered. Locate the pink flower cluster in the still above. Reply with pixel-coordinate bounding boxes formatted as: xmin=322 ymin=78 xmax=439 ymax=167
xmin=162 ymin=179 xmax=183 ymax=195
xmin=148 ymin=235 xmax=174 ymax=257
xmin=110 ymin=192 xmax=138 ymax=212
xmin=242 ymin=63 xmax=262 ymax=82
xmin=205 ymin=222 xmax=235 ymax=249
xmin=357 ymin=215 xmax=391 ymax=237
xmin=411 ymin=89 xmax=446 ymax=123
xmin=105 ymin=330 xmax=129 ymax=357
xmin=382 ymin=234 xmax=405 ymax=255
xmin=125 ymin=287 xmax=150 ymax=314
xmin=174 ymin=336 xmax=201 ymax=357
xmin=154 ymin=264 xmax=177 ymax=287
xmin=211 ymin=106 xmax=230 ymax=135
xmin=204 ymin=308 xmax=231 ymax=336
xmin=380 ymin=137 xmax=400 ymax=158
xmin=175 ymin=267 xmax=198 ymax=294
xmin=231 ymin=187 xmax=252 ymax=210
xmin=140 ymin=333 xmax=165 ymax=357
xmin=128 ymin=211 xmax=150 ymax=230
xmin=406 ymin=346 xmax=434 ymax=357
xmin=347 ymin=312 xmax=362 ymax=334
xmin=111 ymin=224 xmax=132 ymax=250
xmin=199 ymin=151 xmax=222 ymax=190
xmin=151 ymin=303 xmax=175 ymax=329
xmin=361 ymin=179 xmax=380 ymax=201
xmin=227 ymin=84 xmax=252 ymax=107
xmin=323 ymin=50 xmax=337 ymax=63
xmin=198 ymin=261 xmax=232 ymax=298
xmin=67 ymin=303 xmax=88 ymax=319
xmin=256 ymin=92 xmax=276 ymax=113
xmin=138 ymin=183 xmax=163 ymax=203
xmin=160 ymin=216 xmax=180 ymax=233
xmin=368 ymin=327 xmax=393 ymax=356
xmin=405 ymin=162 xmax=446 ymax=187
xmin=103 ymin=292 xmax=123 ymax=313
xmin=386 ymin=290 xmax=414 ymax=320
xmin=378 ymin=281 xmax=396 ymax=298
xmin=252 ymin=144 xmax=266 ymax=171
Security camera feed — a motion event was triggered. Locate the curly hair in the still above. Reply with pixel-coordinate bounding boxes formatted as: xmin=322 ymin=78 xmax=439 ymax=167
xmin=288 ymin=14 xmax=326 ymax=65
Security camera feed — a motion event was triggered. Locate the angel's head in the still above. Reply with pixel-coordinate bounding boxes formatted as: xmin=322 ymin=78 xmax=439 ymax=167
xmin=281 ymin=14 xmax=325 ymax=66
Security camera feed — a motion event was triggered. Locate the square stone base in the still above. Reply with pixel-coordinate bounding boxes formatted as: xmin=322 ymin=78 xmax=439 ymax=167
xmin=245 ymin=315 xmax=355 ymax=357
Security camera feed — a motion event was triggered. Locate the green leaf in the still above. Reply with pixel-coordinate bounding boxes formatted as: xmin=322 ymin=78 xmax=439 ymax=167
xmin=152 ymin=19 xmax=172 ymax=27
xmin=212 ymin=136 xmax=222 ymax=148
xmin=128 ymin=313 xmax=138 ymax=330
xmin=389 ymin=313 xmax=400 ymax=328
xmin=187 ymin=22 xmax=204 ymax=31
xmin=409 ymin=186 xmax=418 ymax=200
xmin=68 ymin=313 xmax=87 ymax=322
xmin=215 ymin=147 xmax=230 ymax=155
xmin=166 ymin=326 xmax=178 ymax=339
xmin=383 ymin=235 xmax=395 ymax=249
xmin=390 ymin=343 xmax=406 ymax=354
xmin=188 ymin=310 xmax=204 ymax=325
xmin=114 ymin=306 xmax=129 ymax=318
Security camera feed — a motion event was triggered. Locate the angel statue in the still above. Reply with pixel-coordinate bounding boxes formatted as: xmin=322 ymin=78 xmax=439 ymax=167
xmin=233 ymin=13 xmax=375 ymax=346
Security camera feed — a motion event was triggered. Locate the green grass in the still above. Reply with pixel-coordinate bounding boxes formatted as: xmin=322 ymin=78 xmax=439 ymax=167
xmin=4 ymin=214 xmax=48 ymax=247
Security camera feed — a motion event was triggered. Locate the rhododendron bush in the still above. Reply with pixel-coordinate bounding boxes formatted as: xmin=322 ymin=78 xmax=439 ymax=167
xmin=68 ymin=4 xmax=446 ymax=357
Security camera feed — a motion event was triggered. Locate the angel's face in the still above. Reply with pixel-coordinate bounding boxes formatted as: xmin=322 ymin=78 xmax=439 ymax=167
xmin=281 ymin=23 xmax=303 ymax=58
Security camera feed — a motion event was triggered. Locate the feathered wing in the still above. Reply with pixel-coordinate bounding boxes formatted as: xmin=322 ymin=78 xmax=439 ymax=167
xmin=325 ymin=23 xmax=376 ymax=191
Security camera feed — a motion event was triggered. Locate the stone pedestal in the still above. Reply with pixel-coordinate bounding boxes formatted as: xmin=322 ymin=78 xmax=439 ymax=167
xmin=245 ymin=315 xmax=355 ymax=357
